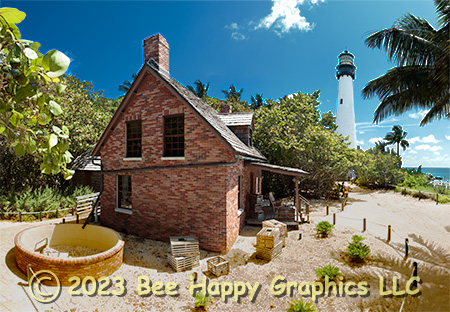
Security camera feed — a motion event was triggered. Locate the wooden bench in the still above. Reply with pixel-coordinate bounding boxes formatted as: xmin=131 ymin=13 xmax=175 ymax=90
xmin=75 ymin=192 xmax=100 ymax=217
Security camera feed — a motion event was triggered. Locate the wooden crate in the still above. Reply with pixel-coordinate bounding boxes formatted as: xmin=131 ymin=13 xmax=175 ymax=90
xmin=169 ymin=236 xmax=199 ymax=257
xmin=167 ymin=253 xmax=200 ymax=272
xmin=263 ymin=219 xmax=287 ymax=238
xmin=256 ymin=240 xmax=283 ymax=261
xmin=256 ymin=227 xmax=280 ymax=248
xmin=207 ymin=256 xmax=230 ymax=277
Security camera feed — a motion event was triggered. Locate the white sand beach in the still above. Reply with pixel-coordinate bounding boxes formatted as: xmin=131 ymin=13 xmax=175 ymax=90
xmin=1 ymin=185 xmax=449 ymax=311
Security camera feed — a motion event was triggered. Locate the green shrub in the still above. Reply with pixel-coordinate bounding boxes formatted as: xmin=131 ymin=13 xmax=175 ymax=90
xmin=0 ymin=185 xmax=94 ymax=220
xmin=346 ymin=235 xmax=370 ymax=262
xmin=315 ymin=221 xmax=334 ymax=238
xmin=287 ymin=299 xmax=316 ymax=312
xmin=194 ymin=291 xmax=211 ymax=310
xmin=315 ymin=264 xmax=342 ymax=281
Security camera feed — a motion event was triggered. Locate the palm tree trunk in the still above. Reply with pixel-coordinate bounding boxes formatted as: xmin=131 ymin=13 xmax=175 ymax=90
xmin=397 ymin=142 xmax=400 ymax=156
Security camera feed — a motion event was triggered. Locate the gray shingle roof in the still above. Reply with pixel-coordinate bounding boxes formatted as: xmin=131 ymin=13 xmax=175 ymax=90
xmin=148 ymin=63 xmax=266 ymax=161
xmin=218 ymin=113 xmax=253 ymax=127
xmin=72 ymin=152 xmax=101 ymax=171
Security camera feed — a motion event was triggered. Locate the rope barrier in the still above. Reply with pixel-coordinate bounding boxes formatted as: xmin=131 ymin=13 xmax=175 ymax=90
xmin=28 ymin=266 xmax=66 ymax=311
xmin=398 ymin=264 xmax=418 ymax=312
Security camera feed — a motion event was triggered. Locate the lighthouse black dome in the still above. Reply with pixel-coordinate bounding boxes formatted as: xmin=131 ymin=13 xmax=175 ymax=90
xmin=336 ymin=50 xmax=356 ymax=80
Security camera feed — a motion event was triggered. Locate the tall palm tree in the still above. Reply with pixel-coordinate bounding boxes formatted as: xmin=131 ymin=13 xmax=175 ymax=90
xmin=362 ymin=0 xmax=449 ymax=126
xmin=187 ymin=79 xmax=210 ymax=100
xmin=222 ymin=84 xmax=244 ymax=102
xmin=118 ymin=73 xmax=137 ymax=93
xmin=384 ymin=125 xmax=409 ymax=156
xmin=250 ymin=93 xmax=265 ymax=110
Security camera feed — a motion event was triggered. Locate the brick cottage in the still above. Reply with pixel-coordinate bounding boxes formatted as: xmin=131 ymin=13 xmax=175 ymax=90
xmin=92 ymin=33 xmax=307 ymax=253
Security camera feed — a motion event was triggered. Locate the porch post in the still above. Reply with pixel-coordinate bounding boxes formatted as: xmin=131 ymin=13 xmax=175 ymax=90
xmin=295 ymin=176 xmax=299 ymax=222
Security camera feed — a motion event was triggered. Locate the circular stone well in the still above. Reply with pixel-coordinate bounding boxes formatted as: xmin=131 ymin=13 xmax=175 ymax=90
xmin=15 ymin=223 xmax=124 ymax=285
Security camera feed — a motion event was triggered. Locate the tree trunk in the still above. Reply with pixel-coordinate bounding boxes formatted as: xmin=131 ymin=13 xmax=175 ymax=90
xmin=397 ymin=142 xmax=400 ymax=156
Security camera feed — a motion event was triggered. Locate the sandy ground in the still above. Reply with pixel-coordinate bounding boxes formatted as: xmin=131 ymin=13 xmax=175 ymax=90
xmin=1 ymin=185 xmax=449 ymax=312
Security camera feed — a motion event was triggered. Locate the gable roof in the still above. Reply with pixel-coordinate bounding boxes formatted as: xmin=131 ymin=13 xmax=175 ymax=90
xmin=92 ymin=62 xmax=266 ymax=161
xmin=218 ymin=113 xmax=253 ymax=127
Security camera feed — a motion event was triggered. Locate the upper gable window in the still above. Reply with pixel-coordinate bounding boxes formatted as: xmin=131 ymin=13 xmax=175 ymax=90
xmin=164 ymin=115 xmax=184 ymax=157
xmin=126 ymin=121 xmax=142 ymax=158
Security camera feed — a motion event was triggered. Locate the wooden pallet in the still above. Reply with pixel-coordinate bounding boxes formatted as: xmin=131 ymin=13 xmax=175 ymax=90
xmin=167 ymin=253 xmax=200 ymax=272
xmin=169 ymin=236 xmax=199 ymax=257
xmin=256 ymin=240 xmax=283 ymax=261
xmin=207 ymin=256 xmax=230 ymax=277
xmin=256 ymin=227 xmax=280 ymax=248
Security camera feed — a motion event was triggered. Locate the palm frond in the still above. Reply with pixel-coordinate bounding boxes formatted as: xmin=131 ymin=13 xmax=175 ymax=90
xmin=365 ymin=16 xmax=436 ymax=66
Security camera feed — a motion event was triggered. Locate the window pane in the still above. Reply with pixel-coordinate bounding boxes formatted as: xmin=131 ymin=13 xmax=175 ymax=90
xmin=164 ymin=115 xmax=184 ymax=157
xmin=126 ymin=121 xmax=142 ymax=157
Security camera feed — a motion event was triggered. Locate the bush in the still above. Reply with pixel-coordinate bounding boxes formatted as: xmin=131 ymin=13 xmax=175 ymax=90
xmin=194 ymin=291 xmax=211 ymax=311
xmin=346 ymin=235 xmax=370 ymax=262
xmin=315 ymin=221 xmax=334 ymax=238
xmin=287 ymin=299 xmax=316 ymax=312
xmin=315 ymin=264 xmax=342 ymax=281
xmin=0 ymin=185 xmax=94 ymax=220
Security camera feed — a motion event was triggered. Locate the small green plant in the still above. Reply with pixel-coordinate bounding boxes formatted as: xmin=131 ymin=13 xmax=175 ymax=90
xmin=315 ymin=221 xmax=334 ymax=238
xmin=194 ymin=291 xmax=211 ymax=311
xmin=315 ymin=264 xmax=342 ymax=281
xmin=287 ymin=299 xmax=316 ymax=312
xmin=346 ymin=235 xmax=371 ymax=262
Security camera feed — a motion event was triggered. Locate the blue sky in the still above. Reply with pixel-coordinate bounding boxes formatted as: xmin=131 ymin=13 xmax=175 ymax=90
xmin=5 ymin=0 xmax=449 ymax=167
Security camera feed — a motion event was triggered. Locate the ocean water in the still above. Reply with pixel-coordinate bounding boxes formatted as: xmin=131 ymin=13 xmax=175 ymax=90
xmin=405 ymin=167 xmax=450 ymax=181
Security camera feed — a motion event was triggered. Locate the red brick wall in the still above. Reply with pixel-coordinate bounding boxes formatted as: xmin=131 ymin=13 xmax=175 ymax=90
xmin=100 ymin=69 xmax=244 ymax=253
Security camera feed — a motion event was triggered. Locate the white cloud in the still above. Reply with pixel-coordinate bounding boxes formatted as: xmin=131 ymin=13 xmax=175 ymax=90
xmin=409 ymin=150 xmax=417 ymax=154
xmin=408 ymin=109 xmax=429 ymax=120
xmin=416 ymin=144 xmax=431 ymax=151
xmin=256 ymin=0 xmax=323 ymax=34
xmin=225 ymin=23 xmax=248 ymax=41
xmin=422 ymin=134 xmax=440 ymax=144
xmin=445 ymin=135 xmax=450 ymax=141
xmin=357 ymin=140 xmax=364 ymax=145
xmin=408 ymin=136 xmax=421 ymax=144
xmin=430 ymin=146 xmax=442 ymax=152
xmin=369 ymin=137 xmax=384 ymax=145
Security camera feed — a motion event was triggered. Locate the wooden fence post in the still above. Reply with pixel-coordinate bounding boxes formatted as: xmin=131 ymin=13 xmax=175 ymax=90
xmin=56 ymin=209 xmax=58 ymax=218
xmin=341 ymin=201 xmax=344 ymax=211
xmin=326 ymin=205 xmax=329 ymax=215
xmin=0 ymin=211 xmax=3 ymax=220
xmin=405 ymin=238 xmax=409 ymax=258
xmin=363 ymin=218 xmax=366 ymax=232
xmin=387 ymin=225 xmax=391 ymax=242
xmin=333 ymin=213 xmax=336 ymax=225
xmin=39 ymin=211 xmax=42 ymax=222
xmin=436 ymin=194 xmax=439 ymax=205
xmin=298 ymin=233 xmax=302 ymax=240
xmin=412 ymin=262 xmax=418 ymax=288
xmin=418 ymin=191 xmax=421 ymax=200
xmin=62 ymin=218 xmax=65 ymax=224
xmin=76 ymin=214 xmax=79 ymax=224
xmin=19 ymin=212 xmax=22 ymax=222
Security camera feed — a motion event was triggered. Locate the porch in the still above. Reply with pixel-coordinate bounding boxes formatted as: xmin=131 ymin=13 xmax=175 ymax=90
xmin=245 ymin=162 xmax=310 ymax=226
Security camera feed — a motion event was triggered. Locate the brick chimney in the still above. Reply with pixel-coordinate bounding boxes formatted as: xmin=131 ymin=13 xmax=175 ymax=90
xmin=220 ymin=104 xmax=232 ymax=114
xmin=143 ymin=33 xmax=170 ymax=74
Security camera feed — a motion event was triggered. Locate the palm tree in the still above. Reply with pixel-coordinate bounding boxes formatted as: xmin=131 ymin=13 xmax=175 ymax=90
xmin=384 ymin=125 xmax=409 ymax=156
xmin=374 ymin=140 xmax=388 ymax=154
xmin=118 ymin=73 xmax=137 ymax=93
xmin=250 ymin=93 xmax=265 ymax=110
xmin=187 ymin=79 xmax=210 ymax=100
xmin=362 ymin=0 xmax=449 ymax=126
xmin=222 ymin=84 xmax=244 ymax=102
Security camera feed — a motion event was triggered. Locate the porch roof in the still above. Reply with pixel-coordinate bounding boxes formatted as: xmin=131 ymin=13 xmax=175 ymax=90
xmin=248 ymin=162 xmax=309 ymax=177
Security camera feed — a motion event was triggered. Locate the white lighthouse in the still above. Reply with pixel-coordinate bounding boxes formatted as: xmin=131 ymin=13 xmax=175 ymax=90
xmin=336 ymin=50 xmax=357 ymax=149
